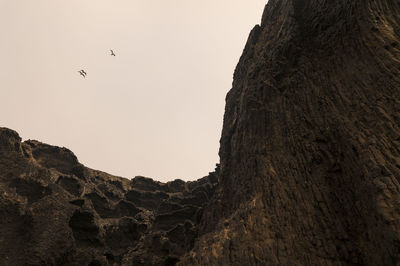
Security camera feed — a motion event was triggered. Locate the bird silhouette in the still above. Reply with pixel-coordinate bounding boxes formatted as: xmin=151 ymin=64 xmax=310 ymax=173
xmin=110 ymin=49 xmax=116 ymax=56
xmin=78 ymin=70 xmax=87 ymax=78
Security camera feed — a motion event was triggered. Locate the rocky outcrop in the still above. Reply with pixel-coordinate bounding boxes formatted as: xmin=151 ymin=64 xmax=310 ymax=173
xmin=0 ymin=128 xmax=218 ymax=265
xmin=2 ymin=0 xmax=400 ymax=265
xmin=181 ymin=0 xmax=400 ymax=265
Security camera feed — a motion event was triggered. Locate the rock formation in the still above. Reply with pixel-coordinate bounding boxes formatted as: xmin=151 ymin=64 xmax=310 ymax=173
xmin=1 ymin=0 xmax=400 ymax=265
xmin=0 ymin=128 xmax=218 ymax=265
xmin=181 ymin=0 xmax=400 ymax=265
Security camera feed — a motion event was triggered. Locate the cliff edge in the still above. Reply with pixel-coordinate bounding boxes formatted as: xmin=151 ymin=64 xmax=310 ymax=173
xmin=0 ymin=127 xmax=218 ymax=265
xmin=1 ymin=0 xmax=400 ymax=265
xmin=182 ymin=0 xmax=400 ymax=265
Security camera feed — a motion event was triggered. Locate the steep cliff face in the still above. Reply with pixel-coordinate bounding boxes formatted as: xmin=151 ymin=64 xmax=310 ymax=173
xmin=2 ymin=1 xmax=400 ymax=265
xmin=182 ymin=0 xmax=400 ymax=265
xmin=0 ymin=128 xmax=218 ymax=265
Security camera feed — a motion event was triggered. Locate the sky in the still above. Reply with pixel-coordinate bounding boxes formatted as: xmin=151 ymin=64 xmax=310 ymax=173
xmin=0 ymin=0 xmax=267 ymax=182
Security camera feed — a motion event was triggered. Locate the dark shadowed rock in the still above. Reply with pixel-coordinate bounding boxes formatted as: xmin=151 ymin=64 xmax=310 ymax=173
xmin=0 ymin=127 xmax=21 ymax=152
xmin=0 ymin=128 xmax=218 ymax=265
xmin=180 ymin=0 xmax=400 ymax=265
xmin=1 ymin=0 xmax=400 ymax=265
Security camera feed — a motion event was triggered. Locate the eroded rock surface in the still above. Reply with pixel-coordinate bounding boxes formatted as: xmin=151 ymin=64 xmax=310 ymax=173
xmin=2 ymin=0 xmax=400 ymax=265
xmin=181 ymin=0 xmax=400 ymax=265
xmin=0 ymin=128 xmax=218 ymax=265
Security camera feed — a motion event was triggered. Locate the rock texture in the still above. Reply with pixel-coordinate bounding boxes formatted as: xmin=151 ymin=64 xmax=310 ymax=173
xmin=181 ymin=0 xmax=400 ymax=265
xmin=2 ymin=0 xmax=400 ymax=265
xmin=0 ymin=128 xmax=218 ymax=265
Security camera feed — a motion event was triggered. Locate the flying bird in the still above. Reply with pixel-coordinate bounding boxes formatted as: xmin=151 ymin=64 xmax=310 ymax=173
xmin=78 ymin=70 xmax=87 ymax=78
xmin=110 ymin=49 xmax=115 ymax=56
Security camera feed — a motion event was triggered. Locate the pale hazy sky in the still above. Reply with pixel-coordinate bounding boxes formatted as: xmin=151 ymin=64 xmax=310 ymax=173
xmin=0 ymin=0 xmax=267 ymax=182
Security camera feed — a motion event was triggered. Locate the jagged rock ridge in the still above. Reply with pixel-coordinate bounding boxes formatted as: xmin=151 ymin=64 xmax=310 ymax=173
xmin=0 ymin=128 xmax=218 ymax=265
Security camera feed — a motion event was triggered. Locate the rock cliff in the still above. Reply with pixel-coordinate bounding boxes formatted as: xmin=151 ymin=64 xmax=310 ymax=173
xmin=181 ymin=0 xmax=400 ymax=265
xmin=1 ymin=0 xmax=400 ymax=265
xmin=0 ymin=128 xmax=218 ymax=265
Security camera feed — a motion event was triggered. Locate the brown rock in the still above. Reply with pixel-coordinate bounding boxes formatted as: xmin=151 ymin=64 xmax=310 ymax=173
xmin=2 ymin=0 xmax=400 ymax=265
xmin=0 ymin=127 xmax=218 ymax=265
xmin=181 ymin=0 xmax=400 ymax=265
